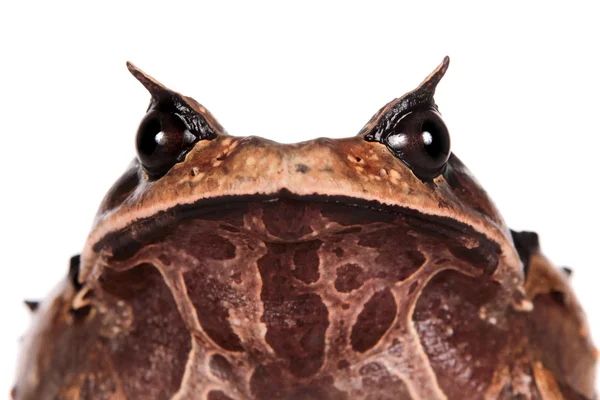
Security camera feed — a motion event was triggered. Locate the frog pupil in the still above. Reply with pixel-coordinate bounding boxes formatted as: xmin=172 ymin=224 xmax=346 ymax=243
xmin=421 ymin=119 xmax=447 ymax=160
xmin=139 ymin=117 xmax=162 ymax=157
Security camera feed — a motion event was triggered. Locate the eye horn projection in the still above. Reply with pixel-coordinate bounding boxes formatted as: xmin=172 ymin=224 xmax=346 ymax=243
xmin=363 ymin=57 xmax=451 ymax=181
xmin=127 ymin=62 xmax=224 ymax=178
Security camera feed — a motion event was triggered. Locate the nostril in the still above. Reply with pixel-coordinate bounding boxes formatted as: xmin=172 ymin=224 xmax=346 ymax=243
xmin=295 ymin=164 xmax=309 ymax=173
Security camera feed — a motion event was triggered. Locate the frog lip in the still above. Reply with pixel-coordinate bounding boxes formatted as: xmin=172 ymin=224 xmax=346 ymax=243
xmin=92 ymin=189 xmax=499 ymax=270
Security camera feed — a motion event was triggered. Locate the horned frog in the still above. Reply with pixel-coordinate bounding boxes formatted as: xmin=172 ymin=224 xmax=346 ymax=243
xmin=12 ymin=58 xmax=597 ymax=400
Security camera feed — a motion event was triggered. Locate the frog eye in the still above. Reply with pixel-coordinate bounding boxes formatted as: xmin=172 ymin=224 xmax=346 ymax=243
xmin=135 ymin=110 xmax=196 ymax=178
xmin=384 ymin=109 xmax=451 ymax=180
xmin=127 ymin=62 xmax=223 ymax=179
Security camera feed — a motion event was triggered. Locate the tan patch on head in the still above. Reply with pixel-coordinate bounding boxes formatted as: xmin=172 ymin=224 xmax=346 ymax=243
xmin=86 ymin=135 xmax=515 ymax=283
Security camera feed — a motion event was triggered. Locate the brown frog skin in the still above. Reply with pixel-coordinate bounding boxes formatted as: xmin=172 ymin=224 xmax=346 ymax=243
xmin=12 ymin=58 xmax=597 ymax=400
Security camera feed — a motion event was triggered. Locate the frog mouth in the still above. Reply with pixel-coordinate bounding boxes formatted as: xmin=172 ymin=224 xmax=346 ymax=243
xmin=92 ymin=190 xmax=501 ymax=276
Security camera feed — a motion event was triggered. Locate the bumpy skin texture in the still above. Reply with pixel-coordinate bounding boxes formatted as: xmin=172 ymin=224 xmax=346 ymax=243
xmin=13 ymin=60 xmax=596 ymax=400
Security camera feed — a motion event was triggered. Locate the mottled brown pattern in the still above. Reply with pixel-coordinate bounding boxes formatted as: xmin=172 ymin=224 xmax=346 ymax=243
xmin=183 ymin=263 xmax=244 ymax=352
xmin=335 ymin=263 xmax=366 ymax=292
xmin=291 ymin=239 xmax=322 ymax=284
xmin=77 ymin=350 xmax=122 ymax=400
xmin=207 ymin=390 xmax=234 ymax=400
xmin=21 ymin=197 xmax=594 ymax=399
xmin=351 ymin=289 xmax=397 ymax=352
xmin=413 ymin=270 xmax=507 ymax=397
xmin=15 ymin=59 xmax=596 ymax=400
xmin=415 ymin=260 xmax=596 ymax=399
xmin=99 ymin=264 xmax=191 ymax=399
xmin=258 ymin=242 xmax=330 ymax=377
xmin=404 ymin=213 xmax=501 ymax=275
xmin=250 ymin=364 xmax=348 ymax=400
xmin=261 ymin=198 xmax=315 ymax=240
xmin=357 ymin=227 xmax=426 ymax=281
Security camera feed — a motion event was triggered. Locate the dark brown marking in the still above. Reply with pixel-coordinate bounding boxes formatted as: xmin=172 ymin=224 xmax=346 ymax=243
xmin=231 ymin=272 xmax=242 ymax=284
xmin=70 ymin=304 xmax=92 ymax=321
xmin=351 ymin=288 xmax=397 ymax=352
xmin=207 ymin=390 xmax=234 ymax=400
xmin=295 ymin=163 xmax=309 ymax=173
xmin=258 ymin=243 xmax=329 ymax=377
xmin=320 ymin=202 xmax=386 ymax=226
xmin=413 ymin=270 xmax=506 ymax=398
xmin=389 ymin=338 xmax=404 ymax=357
xmin=449 ymin=244 xmax=498 ymax=275
xmin=549 ymin=290 xmax=567 ymax=307
xmin=199 ymin=234 xmax=236 ymax=260
xmin=333 ymin=247 xmax=344 ymax=257
xmin=335 ymin=263 xmax=366 ymax=293
xmin=261 ymin=201 xmax=314 ymax=240
xmin=209 ymin=354 xmax=234 ymax=381
xmin=250 ymin=364 xmax=348 ymax=400
xmin=292 ymin=240 xmax=322 ymax=284
xmin=358 ymin=227 xmax=426 ymax=281
xmin=250 ymin=364 xmax=287 ymax=399
xmin=408 ymin=281 xmax=419 ymax=295
xmin=192 ymin=205 xmax=247 ymax=227
xmin=158 ymin=253 xmax=171 ymax=265
xmin=97 ymin=203 xmax=247 ymax=261
xmin=168 ymin=226 xmax=238 ymax=262
xmin=99 ymin=264 xmax=191 ymax=399
xmin=184 ymin=268 xmax=243 ymax=351
xmin=405 ymin=214 xmax=500 ymax=275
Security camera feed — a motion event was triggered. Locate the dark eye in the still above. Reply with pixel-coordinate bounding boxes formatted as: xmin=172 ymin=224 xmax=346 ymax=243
xmin=135 ymin=111 xmax=196 ymax=178
xmin=384 ymin=109 xmax=450 ymax=180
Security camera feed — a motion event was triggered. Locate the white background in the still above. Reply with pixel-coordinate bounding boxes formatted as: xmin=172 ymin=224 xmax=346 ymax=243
xmin=1 ymin=1 xmax=598 ymax=396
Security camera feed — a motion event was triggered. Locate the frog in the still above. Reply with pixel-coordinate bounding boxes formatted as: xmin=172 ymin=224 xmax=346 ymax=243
xmin=12 ymin=57 xmax=597 ymax=400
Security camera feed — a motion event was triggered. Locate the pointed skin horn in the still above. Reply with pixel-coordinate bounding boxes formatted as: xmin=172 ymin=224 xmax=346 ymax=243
xmin=24 ymin=300 xmax=39 ymax=312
